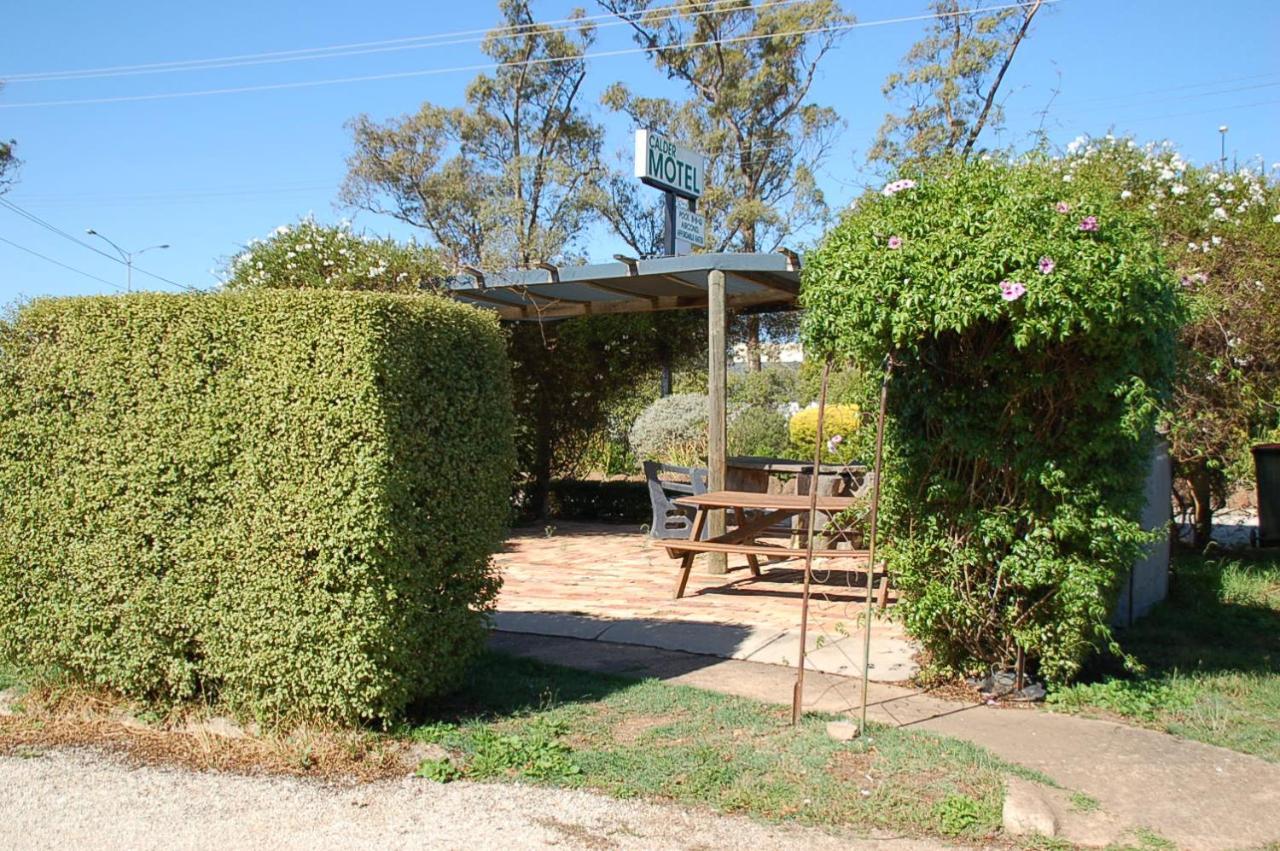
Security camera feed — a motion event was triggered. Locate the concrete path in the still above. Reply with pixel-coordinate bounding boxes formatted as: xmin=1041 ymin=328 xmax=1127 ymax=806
xmin=493 ymin=610 xmax=920 ymax=682
xmin=0 ymin=748 xmax=948 ymax=851
xmin=492 ymin=631 xmax=1280 ymax=851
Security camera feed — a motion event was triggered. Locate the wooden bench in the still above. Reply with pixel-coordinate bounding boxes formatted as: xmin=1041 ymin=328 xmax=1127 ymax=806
xmin=655 ymin=490 xmax=873 ymax=599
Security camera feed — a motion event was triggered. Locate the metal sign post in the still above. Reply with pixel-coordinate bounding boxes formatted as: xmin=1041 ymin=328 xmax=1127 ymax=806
xmin=635 ymin=129 xmax=706 ymax=257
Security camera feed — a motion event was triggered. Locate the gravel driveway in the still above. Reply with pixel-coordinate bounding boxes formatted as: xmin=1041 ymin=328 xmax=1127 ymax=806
xmin=1 ymin=749 xmax=944 ymax=850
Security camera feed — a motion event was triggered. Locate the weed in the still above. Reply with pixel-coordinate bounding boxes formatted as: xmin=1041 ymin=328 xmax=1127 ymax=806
xmin=1070 ymin=791 xmax=1101 ymax=813
xmin=934 ymin=794 xmax=984 ymax=836
xmin=415 ymin=758 xmax=462 ymax=783
xmin=1131 ymin=827 xmax=1177 ymax=849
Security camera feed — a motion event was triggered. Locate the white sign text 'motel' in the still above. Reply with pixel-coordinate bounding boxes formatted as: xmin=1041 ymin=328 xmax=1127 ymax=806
xmin=634 ymin=129 xmax=704 ymax=200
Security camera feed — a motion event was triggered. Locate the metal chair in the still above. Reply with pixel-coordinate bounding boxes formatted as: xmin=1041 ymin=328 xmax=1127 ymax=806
xmin=643 ymin=460 xmax=709 ymax=539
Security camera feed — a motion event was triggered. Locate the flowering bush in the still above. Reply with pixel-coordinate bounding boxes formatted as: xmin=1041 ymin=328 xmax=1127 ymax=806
xmin=222 ymin=218 xmax=446 ymax=293
xmin=801 ymin=156 xmax=1181 ymax=682
xmin=628 ymin=393 xmax=708 ymax=467
xmin=1057 ymin=135 xmax=1280 ymax=544
xmin=788 ymin=404 xmax=861 ymax=464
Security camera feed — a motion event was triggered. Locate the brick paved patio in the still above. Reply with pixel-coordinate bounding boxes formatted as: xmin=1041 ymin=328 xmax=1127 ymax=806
xmin=493 ymin=522 xmax=919 ymax=681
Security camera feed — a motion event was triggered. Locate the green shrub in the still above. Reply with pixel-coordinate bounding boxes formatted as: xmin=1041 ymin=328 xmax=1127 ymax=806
xmin=0 ymin=290 xmax=514 ymax=724
xmin=788 ymin=405 xmax=862 ymax=463
xmin=728 ymin=405 xmax=792 ymax=458
xmin=628 ymin=393 xmax=708 ymax=466
xmin=801 ymin=156 xmax=1181 ymax=682
xmin=728 ymin=365 xmax=801 ymax=409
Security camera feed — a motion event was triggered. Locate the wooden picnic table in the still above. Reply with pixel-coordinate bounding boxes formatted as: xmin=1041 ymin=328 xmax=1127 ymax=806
xmin=656 ymin=489 xmax=870 ymax=599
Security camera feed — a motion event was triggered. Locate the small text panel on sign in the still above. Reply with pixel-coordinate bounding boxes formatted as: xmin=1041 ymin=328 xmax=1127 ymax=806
xmin=675 ymin=207 xmax=705 ymax=247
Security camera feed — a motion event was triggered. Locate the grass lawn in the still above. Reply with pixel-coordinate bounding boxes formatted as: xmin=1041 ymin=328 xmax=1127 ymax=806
xmin=1048 ymin=549 xmax=1280 ymax=761
xmin=401 ymin=652 xmax=1040 ymax=841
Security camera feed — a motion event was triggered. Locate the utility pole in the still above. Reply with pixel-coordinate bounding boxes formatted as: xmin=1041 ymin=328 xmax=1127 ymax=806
xmin=1219 ymin=125 xmax=1229 ymax=173
xmin=86 ymin=229 xmax=169 ymax=292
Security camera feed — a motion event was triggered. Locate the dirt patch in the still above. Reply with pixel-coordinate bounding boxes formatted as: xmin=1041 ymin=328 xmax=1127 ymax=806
xmin=533 ymin=816 xmax=618 ymax=849
xmin=0 ymin=687 xmax=411 ymax=782
xmin=611 ymin=714 xmax=676 ymax=745
xmin=827 ymin=748 xmax=877 ymax=786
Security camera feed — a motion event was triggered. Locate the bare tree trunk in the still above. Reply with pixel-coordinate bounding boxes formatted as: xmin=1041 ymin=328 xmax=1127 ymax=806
xmin=744 ymin=315 xmax=763 ymax=372
xmin=1189 ymin=469 xmax=1215 ymax=549
xmin=960 ymin=0 xmax=1043 ymax=158
xmin=531 ymin=389 xmax=554 ymax=521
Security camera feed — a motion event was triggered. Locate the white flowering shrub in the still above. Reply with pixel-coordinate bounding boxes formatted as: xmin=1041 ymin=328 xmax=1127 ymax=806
xmin=628 ymin=393 xmax=708 ymax=468
xmin=223 ymin=218 xmax=446 ymax=293
xmin=1059 ymin=136 xmax=1280 ymax=544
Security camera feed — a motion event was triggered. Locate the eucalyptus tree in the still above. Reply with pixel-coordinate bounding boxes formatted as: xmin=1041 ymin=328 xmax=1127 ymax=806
xmin=0 ymin=85 xmax=18 ymax=194
xmin=869 ymin=0 xmax=1045 ymax=166
xmin=597 ymin=0 xmax=852 ymax=369
xmin=341 ymin=0 xmax=604 ymax=269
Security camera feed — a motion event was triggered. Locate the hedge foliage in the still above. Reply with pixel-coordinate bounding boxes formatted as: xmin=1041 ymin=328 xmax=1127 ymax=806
xmin=0 ymin=290 xmax=514 ymax=723
xmin=802 ymin=156 xmax=1182 ymax=682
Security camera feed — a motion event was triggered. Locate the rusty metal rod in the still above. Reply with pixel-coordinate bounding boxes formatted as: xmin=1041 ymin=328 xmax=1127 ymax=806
xmin=859 ymin=355 xmax=894 ymax=734
xmin=792 ymin=358 xmax=832 ymax=725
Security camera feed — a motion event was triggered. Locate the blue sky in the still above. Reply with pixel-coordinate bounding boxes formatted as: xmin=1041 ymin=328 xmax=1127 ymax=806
xmin=2 ymin=0 xmax=1277 ymax=300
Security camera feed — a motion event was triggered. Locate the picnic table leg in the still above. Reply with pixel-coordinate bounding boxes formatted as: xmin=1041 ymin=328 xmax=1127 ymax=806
xmin=673 ymin=508 xmax=708 ymax=600
xmin=877 ymin=564 xmax=891 ymax=610
xmin=733 ymin=507 xmax=762 ymax=578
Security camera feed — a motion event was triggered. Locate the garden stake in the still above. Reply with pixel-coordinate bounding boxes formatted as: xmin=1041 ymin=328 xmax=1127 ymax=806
xmin=858 ymin=355 xmax=894 ymax=734
xmin=792 ymin=358 xmax=831 ymax=725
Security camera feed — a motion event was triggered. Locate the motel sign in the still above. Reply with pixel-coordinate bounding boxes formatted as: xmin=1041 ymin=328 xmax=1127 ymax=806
xmin=634 ymin=129 xmax=707 ymax=254
xmin=634 ymin=129 xmax=705 ymax=200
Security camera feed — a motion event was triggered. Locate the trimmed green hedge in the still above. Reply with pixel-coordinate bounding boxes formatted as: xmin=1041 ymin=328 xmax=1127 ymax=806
xmin=0 ymin=290 xmax=514 ymax=723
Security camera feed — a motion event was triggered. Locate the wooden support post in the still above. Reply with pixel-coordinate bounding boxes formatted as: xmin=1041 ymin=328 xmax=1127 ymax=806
xmin=706 ymin=268 xmax=728 ymax=575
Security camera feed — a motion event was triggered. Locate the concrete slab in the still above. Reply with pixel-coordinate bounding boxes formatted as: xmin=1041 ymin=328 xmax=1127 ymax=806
xmin=595 ymin=619 xmax=785 ymax=661
xmin=490 ymin=611 xmax=612 ymax=641
xmin=743 ymin=629 xmax=919 ymax=682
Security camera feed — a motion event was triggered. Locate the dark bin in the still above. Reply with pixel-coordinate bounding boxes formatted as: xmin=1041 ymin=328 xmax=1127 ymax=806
xmin=1253 ymin=443 xmax=1280 ymax=547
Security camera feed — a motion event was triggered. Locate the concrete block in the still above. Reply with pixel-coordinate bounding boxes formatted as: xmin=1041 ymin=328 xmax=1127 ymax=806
xmin=1003 ymin=776 xmax=1060 ymax=838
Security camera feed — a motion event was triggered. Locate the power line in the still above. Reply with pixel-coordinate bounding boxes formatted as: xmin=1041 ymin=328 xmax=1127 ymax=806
xmin=1051 ymin=70 xmax=1280 ymax=109
xmin=0 ymin=234 xmax=125 ymax=291
xmin=0 ymin=1 xmax=1057 ymax=110
xmin=1106 ymin=97 xmax=1280 ymax=126
xmin=8 ymin=181 xmax=335 ymax=207
xmin=0 ymin=0 xmax=807 ymax=84
xmin=0 ymin=197 xmax=200 ymax=292
xmin=1054 ymin=80 xmax=1280 ymax=114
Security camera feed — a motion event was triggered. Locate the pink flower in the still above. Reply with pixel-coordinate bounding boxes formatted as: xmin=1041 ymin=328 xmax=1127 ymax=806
xmin=1000 ymin=280 xmax=1027 ymax=301
xmin=882 ymin=178 xmax=917 ymax=197
xmin=1038 ymin=256 xmax=1055 ymax=274
xmin=827 ymin=434 xmax=844 ymax=453
xmin=1055 ymin=201 xmax=1071 ymax=213
xmin=887 ymin=236 xmax=903 ymax=250
xmin=1079 ymin=216 xmax=1099 ymax=232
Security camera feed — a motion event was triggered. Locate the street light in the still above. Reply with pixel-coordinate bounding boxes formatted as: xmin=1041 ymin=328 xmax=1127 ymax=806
xmin=85 ymin=228 xmax=170 ymax=292
xmin=1219 ymin=125 xmax=1229 ymax=173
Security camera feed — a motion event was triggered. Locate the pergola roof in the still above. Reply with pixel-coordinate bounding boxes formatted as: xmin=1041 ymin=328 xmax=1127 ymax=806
xmin=444 ymin=251 xmax=800 ymax=320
